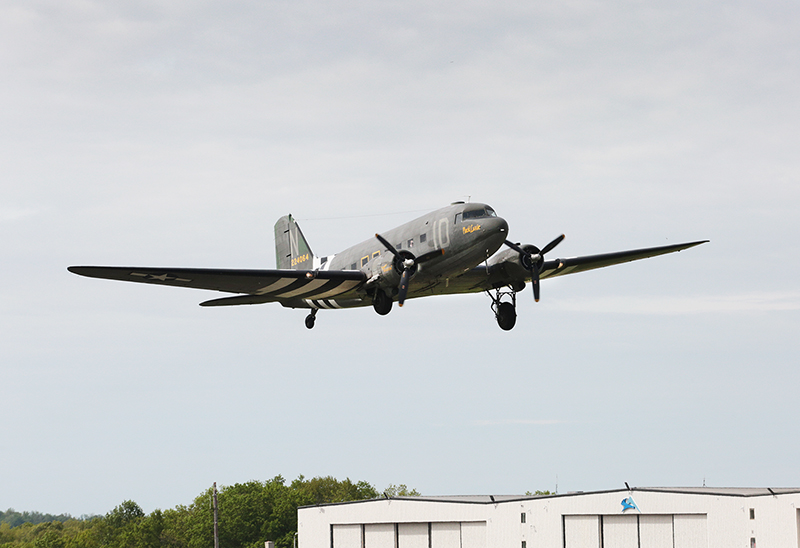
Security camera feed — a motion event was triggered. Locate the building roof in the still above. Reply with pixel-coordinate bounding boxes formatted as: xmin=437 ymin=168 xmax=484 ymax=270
xmin=300 ymin=487 xmax=800 ymax=509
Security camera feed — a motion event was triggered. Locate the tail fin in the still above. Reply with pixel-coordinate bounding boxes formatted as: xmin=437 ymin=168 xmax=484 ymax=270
xmin=274 ymin=215 xmax=315 ymax=270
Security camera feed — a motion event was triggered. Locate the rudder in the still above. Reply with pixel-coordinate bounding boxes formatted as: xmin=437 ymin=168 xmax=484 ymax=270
xmin=274 ymin=215 xmax=315 ymax=270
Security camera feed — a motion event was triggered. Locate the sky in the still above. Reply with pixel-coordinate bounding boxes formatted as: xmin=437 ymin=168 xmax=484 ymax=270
xmin=2 ymin=0 xmax=799 ymax=517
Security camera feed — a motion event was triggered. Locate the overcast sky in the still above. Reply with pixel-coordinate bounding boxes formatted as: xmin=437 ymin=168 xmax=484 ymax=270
xmin=2 ymin=0 xmax=799 ymax=516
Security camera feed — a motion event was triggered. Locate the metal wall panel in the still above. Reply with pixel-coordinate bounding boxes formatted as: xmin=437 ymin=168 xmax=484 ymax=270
xmin=639 ymin=515 xmax=673 ymax=548
xmin=673 ymin=515 xmax=707 ymax=548
xmin=333 ymin=524 xmax=362 ymax=548
xmin=796 ymin=509 xmax=800 ymax=548
xmin=602 ymin=515 xmax=638 ymax=548
xmin=460 ymin=521 xmax=487 ymax=548
xmin=398 ymin=523 xmax=428 ymax=548
xmin=365 ymin=523 xmax=395 ymax=548
xmin=564 ymin=516 xmax=600 ymax=548
xmin=430 ymin=522 xmax=460 ymax=547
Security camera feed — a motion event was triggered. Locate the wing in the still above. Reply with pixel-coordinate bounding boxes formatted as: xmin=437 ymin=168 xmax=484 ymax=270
xmin=538 ymin=240 xmax=709 ymax=280
xmin=67 ymin=266 xmax=366 ymax=306
xmin=459 ymin=240 xmax=709 ymax=292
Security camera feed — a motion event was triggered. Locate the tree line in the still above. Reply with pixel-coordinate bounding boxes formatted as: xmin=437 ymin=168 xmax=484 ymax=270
xmin=0 ymin=475 xmax=421 ymax=548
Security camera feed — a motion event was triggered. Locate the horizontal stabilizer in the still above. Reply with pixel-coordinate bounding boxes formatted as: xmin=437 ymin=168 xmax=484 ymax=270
xmin=200 ymin=294 xmax=280 ymax=307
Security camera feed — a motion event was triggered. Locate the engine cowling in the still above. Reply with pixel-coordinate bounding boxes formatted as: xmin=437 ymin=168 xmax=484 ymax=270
xmin=486 ymin=244 xmax=541 ymax=290
xmin=364 ymin=253 xmax=402 ymax=288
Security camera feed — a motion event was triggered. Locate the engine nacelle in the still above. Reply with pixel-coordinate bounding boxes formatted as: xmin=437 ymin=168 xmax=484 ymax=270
xmin=364 ymin=253 xmax=402 ymax=287
xmin=487 ymin=244 xmax=541 ymax=289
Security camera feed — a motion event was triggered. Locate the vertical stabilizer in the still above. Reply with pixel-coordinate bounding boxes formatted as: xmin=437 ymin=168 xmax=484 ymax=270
xmin=274 ymin=215 xmax=315 ymax=270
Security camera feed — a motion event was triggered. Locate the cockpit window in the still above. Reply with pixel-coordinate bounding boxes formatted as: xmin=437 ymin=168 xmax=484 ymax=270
xmin=462 ymin=207 xmax=496 ymax=221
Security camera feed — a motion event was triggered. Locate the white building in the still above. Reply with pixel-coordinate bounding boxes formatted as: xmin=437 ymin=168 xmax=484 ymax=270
xmin=297 ymin=487 xmax=800 ymax=547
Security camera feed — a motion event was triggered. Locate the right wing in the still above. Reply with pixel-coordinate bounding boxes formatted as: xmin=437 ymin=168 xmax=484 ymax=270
xmin=67 ymin=266 xmax=366 ymax=306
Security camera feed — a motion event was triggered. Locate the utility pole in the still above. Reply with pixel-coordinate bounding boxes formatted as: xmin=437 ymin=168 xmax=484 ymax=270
xmin=213 ymin=482 xmax=219 ymax=548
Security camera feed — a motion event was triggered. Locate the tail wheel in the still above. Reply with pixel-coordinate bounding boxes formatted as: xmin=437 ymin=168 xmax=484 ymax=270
xmin=305 ymin=309 xmax=317 ymax=329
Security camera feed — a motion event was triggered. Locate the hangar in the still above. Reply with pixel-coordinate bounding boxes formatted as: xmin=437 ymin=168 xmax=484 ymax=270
xmin=297 ymin=487 xmax=800 ymax=547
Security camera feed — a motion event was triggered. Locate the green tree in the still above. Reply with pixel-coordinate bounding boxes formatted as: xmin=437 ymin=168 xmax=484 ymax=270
xmin=33 ymin=530 xmax=64 ymax=548
xmin=102 ymin=500 xmax=146 ymax=548
xmin=293 ymin=476 xmax=379 ymax=506
xmin=0 ymin=475 xmax=416 ymax=548
xmin=383 ymin=484 xmax=421 ymax=497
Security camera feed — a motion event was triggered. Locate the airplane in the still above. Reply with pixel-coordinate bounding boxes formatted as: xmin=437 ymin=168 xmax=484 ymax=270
xmin=68 ymin=202 xmax=708 ymax=330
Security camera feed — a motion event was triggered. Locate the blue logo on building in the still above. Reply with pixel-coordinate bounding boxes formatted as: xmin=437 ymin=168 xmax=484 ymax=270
xmin=621 ymin=496 xmax=639 ymax=512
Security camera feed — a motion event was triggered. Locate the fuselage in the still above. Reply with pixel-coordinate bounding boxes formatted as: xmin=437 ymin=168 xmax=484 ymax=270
xmin=303 ymin=202 xmax=509 ymax=309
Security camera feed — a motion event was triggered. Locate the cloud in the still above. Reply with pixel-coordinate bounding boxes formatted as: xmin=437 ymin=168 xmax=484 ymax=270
xmin=555 ymin=292 xmax=800 ymax=314
xmin=474 ymin=419 xmax=567 ymax=426
xmin=0 ymin=206 xmax=40 ymax=223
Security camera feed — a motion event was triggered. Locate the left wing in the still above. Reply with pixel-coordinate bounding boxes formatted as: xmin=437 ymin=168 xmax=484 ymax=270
xmin=455 ymin=240 xmax=709 ymax=293
xmin=67 ymin=266 xmax=366 ymax=306
xmin=538 ymin=240 xmax=710 ymax=280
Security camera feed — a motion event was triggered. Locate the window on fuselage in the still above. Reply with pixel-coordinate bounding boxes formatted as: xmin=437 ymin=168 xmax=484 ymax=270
xmin=372 ymin=251 xmax=380 ymax=259
xmin=360 ymin=256 xmax=369 ymax=267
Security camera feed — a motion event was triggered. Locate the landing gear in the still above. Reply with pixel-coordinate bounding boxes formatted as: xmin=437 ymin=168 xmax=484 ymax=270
xmin=304 ymin=309 xmax=317 ymax=329
xmin=496 ymin=302 xmax=517 ymax=331
xmin=489 ymin=288 xmax=517 ymax=331
xmin=372 ymin=289 xmax=393 ymax=316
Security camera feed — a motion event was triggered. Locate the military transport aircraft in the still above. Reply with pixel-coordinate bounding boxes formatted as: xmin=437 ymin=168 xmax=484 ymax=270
xmin=69 ymin=202 xmax=707 ymax=330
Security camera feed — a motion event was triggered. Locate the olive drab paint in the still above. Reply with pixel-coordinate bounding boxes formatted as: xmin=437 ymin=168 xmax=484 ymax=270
xmin=274 ymin=214 xmax=314 ymax=270
xmin=69 ymin=202 xmax=708 ymax=330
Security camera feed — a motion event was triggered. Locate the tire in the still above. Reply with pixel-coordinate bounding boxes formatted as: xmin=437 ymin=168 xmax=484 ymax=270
xmin=496 ymin=302 xmax=517 ymax=331
xmin=372 ymin=289 xmax=393 ymax=315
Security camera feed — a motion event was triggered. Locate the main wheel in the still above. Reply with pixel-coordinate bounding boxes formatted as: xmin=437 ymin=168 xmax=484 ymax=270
xmin=496 ymin=301 xmax=517 ymax=331
xmin=372 ymin=289 xmax=393 ymax=315
xmin=304 ymin=314 xmax=316 ymax=329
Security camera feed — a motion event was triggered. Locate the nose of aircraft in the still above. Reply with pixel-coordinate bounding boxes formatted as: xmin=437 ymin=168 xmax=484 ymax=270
xmin=483 ymin=215 xmax=509 ymax=251
xmin=485 ymin=215 xmax=509 ymax=236
xmin=496 ymin=216 xmax=509 ymax=235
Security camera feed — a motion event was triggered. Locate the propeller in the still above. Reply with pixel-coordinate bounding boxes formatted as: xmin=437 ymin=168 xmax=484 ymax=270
xmin=504 ymin=234 xmax=565 ymax=302
xmin=375 ymin=233 xmax=444 ymax=306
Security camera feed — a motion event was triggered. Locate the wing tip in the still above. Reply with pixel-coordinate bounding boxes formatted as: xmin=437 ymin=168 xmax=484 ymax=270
xmin=68 ymin=266 xmax=91 ymax=276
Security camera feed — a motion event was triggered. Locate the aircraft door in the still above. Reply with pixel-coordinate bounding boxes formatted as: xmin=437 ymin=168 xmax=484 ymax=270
xmin=434 ymin=218 xmax=450 ymax=250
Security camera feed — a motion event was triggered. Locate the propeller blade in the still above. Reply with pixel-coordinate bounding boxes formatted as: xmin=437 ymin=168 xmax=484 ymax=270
xmin=375 ymin=233 xmax=401 ymax=258
xmin=540 ymin=234 xmax=565 ymax=255
xmin=504 ymin=235 xmax=565 ymax=303
xmin=503 ymin=240 xmax=525 ymax=254
xmin=398 ymin=269 xmax=411 ymax=307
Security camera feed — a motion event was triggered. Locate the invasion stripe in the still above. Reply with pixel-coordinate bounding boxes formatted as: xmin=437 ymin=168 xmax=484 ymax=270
xmin=275 ymin=278 xmax=329 ymax=298
xmin=254 ymin=277 xmax=296 ymax=295
xmin=309 ymin=280 xmax=361 ymax=300
xmin=292 ymin=279 xmax=342 ymax=299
